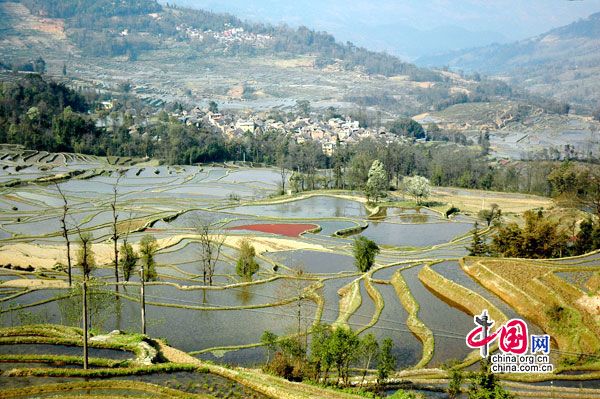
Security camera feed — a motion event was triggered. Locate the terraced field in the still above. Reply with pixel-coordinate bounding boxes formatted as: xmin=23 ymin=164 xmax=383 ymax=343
xmin=1 ymin=147 xmax=600 ymax=398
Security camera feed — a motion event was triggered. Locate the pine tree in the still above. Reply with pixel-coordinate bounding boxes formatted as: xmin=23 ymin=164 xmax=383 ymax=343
xmin=120 ymin=241 xmax=138 ymax=281
xmin=139 ymin=235 xmax=158 ymax=282
xmin=467 ymin=222 xmax=488 ymax=256
xmin=236 ymin=239 xmax=259 ymax=279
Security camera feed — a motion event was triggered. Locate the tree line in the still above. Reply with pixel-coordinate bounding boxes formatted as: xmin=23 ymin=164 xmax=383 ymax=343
xmin=261 ymin=325 xmax=395 ymax=390
xmin=0 ymin=75 xmax=100 ymax=153
xmin=467 ymin=160 xmax=600 ymax=259
xmin=5 ymin=75 xmax=599 ymax=201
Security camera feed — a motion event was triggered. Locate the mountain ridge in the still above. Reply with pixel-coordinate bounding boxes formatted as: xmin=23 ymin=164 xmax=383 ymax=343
xmin=416 ymin=11 xmax=600 ymax=109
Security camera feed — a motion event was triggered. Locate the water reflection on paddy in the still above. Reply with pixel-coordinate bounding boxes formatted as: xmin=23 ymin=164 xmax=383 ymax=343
xmin=401 ymin=265 xmax=473 ymax=366
xmin=226 ymin=196 xmax=367 ymax=219
xmin=266 ymin=250 xmax=356 ymax=273
xmin=360 ymin=220 xmax=472 ymax=248
xmin=367 ymin=284 xmax=421 ymax=369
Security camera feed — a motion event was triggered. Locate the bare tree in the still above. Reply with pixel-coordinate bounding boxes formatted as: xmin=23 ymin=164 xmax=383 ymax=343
xmin=276 ymin=148 xmax=289 ymax=195
xmin=195 ymin=220 xmax=225 ymax=286
xmin=55 ymin=183 xmax=72 ymax=286
xmin=278 ymin=265 xmax=313 ymax=349
xmin=110 ymin=172 xmax=124 ymax=291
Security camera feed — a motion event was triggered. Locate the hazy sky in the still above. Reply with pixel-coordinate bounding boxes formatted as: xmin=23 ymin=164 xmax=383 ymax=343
xmin=170 ymin=0 xmax=600 ymax=38
xmin=167 ymin=0 xmax=600 ymax=58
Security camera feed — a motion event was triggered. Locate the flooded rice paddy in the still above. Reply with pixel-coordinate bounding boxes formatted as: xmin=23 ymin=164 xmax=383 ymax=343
xmin=2 ymin=153 xmax=593 ymax=380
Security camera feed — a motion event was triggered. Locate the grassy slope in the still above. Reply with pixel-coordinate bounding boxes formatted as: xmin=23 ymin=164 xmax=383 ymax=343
xmin=461 ymin=257 xmax=600 ymax=363
xmin=390 ymin=269 xmax=434 ymax=369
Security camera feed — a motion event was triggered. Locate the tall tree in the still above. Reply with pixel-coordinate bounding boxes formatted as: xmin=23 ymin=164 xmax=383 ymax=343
xmin=139 ymin=235 xmax=158 ymax=282
xmin=33 ymin=57 xmax=46 ymax=74
xmin=347 ymin=152 xmax=371 ymax=190
xmin=208 ymin=100 xmax=219 ymax=114
xmin=296 ymin=100 xmax=311 ymax=117
xmin=261 ymin=330 xmax=278 ymax=364
xmin=492 ymin=210 xmax=568 ymax=259
xmin=468 ymin=359 xmax=513 ymax=399
xmin=139 ymin=234 xmax=158 ymax=334
xmin=331 ymin=327 xmax=360 ymax=386
xmin=279 ymin=266 xmax=311 ymax=344
xmin=388 ymin=118 xmax=425 ymax=139
xmin=76 ymin=232 xmax=95 ymax=280
xmin=332 ymin=136 xmax=345 ymax=189
xmin=75 ymin=230 xmax=94 ymax=370
xmin=447 ymin=369 xmax=464 ymax=399
xmin=110 ymin=172 xmax=123 ymax=291
xmin=120 ymin=241 xmax=138 ymax=282
xmin=119 ymin=209 xmax=137 ymax=282
xmin=353 ymin=236 xmax=380 ymax=273
xmin=276 ymin=144 xmax=289 ymax=195
xmin=365 ymin=160 xmax=388 ymax=203
xmin=309 ymin=323 xmax=333 ymax=382
xmin=467 ymin=222 xmax=489 ymax=256
xmin=55 ymin=183 xmax=72 ymax=286
xmin=478 ymin=203 xmax=501 ymax=227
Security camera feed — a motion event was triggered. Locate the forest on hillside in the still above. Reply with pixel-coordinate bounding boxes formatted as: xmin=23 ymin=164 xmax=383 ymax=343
xmin=18 ymin=0 xmax=439 ymax=80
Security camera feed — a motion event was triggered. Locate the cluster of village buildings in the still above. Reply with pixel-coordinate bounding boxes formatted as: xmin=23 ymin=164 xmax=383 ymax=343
xmin=175 ymin=25 xmax=273 ymax=48
xmin=176 ymin=107 xmax=405 ymax=156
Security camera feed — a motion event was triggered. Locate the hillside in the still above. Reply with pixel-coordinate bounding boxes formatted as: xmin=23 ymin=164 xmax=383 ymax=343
xmin=417 ymin=12 xmax=600 ymax=109
xmin=413 ymin=102 xmax=600 ymax=159
xmin=0 ymin=0 xmax=510 ymax=117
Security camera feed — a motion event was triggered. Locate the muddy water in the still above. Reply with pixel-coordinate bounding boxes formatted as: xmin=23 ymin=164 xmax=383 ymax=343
xmin=2 ymin=289 xmax=314 ymax=358
xmin=318 ymin=276 xmax=358 ymax=325
xmin=0 ymin=371 xmax=269 ymax=398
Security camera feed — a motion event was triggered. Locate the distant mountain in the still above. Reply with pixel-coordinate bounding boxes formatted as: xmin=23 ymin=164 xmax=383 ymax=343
xmin=164 ymin=0 xmax=510 ymax=60
xmin=162 ymin=0 xmax=600 ymax=59
xmin=416 ymin=12 xmax=600 ymax=109
xmin=332 ymin=23 xmax=508 ymax=60
xmin=417 ymin=12 xmax=600 ymax=72
xmin=0 ymin=0 xmax=544 ymax=118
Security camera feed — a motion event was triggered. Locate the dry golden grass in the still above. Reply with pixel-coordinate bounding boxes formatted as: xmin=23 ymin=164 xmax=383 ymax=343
xmin=462 ymin=257 xmax=600 ymax=360
xmin=0 ymin=233 xmax=327 ymax=272
xmin=1 ymin=278 xmax=68 ymax=289
xmin=333 ymin=279 xmax=362 ymax=329
xmin=429 ymin=187 xmax=553 ymax=216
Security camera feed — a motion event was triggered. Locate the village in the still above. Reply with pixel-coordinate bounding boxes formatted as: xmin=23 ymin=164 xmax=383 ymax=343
xmin=175 ymin=106 xmax=412 ymax=156
xmin=176 ymin=23 xmax=274 ymax=49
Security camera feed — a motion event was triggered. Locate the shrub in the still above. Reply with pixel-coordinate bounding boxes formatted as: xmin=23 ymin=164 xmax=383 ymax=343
xmin=445 ymin=206 xmax=460 ymax=218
